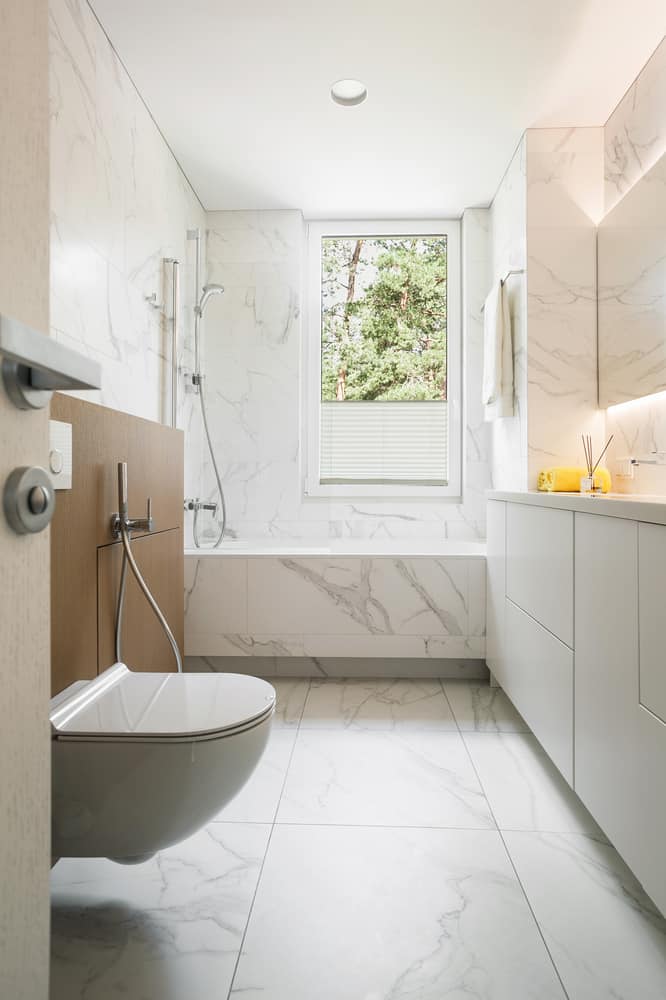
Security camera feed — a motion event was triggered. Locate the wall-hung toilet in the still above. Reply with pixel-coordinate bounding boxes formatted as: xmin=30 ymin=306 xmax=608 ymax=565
xmin=50 ymin=664 xmax=275 ymax=862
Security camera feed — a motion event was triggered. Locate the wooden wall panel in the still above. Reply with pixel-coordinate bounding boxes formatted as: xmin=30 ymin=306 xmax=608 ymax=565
xmin=98 ymin=529 xmax=184 ymax=673
xmin=50 ymin=394 xmax=183 ymax=694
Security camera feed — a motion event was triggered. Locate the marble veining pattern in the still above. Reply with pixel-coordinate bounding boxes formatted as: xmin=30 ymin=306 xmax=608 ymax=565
xmin=185 ymin=552 xmax=486 ymax=661
xmin=601 ymin=39 xmax=666 ymax=495
xmin=50 ymin=679 xmax=666 ymax=998
xmin=50 ymin=0 xmax=205 ymax=427
xmin=185 ymin=208 xmax=492 ymax=547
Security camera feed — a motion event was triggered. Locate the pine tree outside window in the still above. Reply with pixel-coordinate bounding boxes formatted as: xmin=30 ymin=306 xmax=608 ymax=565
xmin=305 ymin=220 xmax=461 ymax=498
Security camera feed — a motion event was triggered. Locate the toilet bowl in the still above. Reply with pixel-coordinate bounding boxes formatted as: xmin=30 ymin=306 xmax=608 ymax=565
xmin=50 ymin=663 xmax=275 ymax=862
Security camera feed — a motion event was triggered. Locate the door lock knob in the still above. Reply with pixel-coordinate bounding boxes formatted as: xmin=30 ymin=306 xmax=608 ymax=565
xmin=3 ymin=466 xmax=55 ymax=534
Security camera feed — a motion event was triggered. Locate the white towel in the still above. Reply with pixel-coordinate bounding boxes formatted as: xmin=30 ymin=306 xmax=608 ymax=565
xmin=482 ymin=280 xmax=514 ymax=420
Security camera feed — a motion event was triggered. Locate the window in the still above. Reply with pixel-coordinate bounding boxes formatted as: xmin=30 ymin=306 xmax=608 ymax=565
xmin=305 ymin=220 xmax=461 ymax=497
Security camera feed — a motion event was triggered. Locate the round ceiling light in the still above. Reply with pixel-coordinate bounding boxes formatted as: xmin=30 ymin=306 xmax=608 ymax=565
xmin=330 ymin=79 xmax=367 ymax=107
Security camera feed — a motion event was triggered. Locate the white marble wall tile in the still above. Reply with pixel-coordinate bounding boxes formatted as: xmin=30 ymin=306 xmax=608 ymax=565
xmin=490 ymin=136 xmax=529 ymax=493
xmin=185 ymin=633 xmax=305 ymax=658
xmin=185 ymin=653 xmax=489 ymax=680
xmin=599 ymin=39 xmax=666 ymax=494
xmin=468 ymin=559 xmax=487 ymax=637
xmin=605 ymin=36 xmax=666 ymax=214
xmin=526 ymin=225 xmax=604 ymax=482
xmin=50 ymin=823 xmax=270 ymax=1000
xmin=184 ymin=555 xmax=247 ymax=637
xmin=50 ymin=0 xmax=205 ymax=425
xmin=187 ymin=207 xmax=493 ymax=544
xmin=524 ymin=127 xmax=604 ymax=488
xmin=504 ymin=831 xmax=666 ymax=1000
xmin=230 ymin=825 xmax=566 ymax=1000
xmin=49 ymin=0 xmax=100 ymax=265
xmin=598 ymin=152 xmax=666 ymax=408
xmin=246 ymin=557 xmax=474 ymax=639
xmin=301 ymin=634 xmax=485 ymax=659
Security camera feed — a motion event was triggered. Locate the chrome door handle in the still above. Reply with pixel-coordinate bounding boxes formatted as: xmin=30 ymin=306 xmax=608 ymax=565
xmin=0 ymin=313 xmax=102 ymax=410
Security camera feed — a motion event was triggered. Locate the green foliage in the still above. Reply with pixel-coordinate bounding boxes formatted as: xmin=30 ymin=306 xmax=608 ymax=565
xmin=321 ymin=236 xmax=447 ymax=402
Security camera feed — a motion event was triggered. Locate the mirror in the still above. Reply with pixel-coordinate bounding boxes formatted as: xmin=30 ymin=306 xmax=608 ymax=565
xmin=598 ymin=151 xmax=666 ymax=408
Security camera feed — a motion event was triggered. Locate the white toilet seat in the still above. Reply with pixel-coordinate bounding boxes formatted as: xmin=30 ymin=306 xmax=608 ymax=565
xmin=50 ymin=663 xmax=276 ymax=743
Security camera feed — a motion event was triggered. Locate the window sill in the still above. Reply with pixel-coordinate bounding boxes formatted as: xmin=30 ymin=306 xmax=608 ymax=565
xmin=304 ymin=481 xmax=462 ymax=500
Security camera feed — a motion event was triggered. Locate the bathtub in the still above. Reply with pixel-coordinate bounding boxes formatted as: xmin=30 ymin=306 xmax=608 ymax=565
xmin=184 ymin=539 xmax=487 ymax=678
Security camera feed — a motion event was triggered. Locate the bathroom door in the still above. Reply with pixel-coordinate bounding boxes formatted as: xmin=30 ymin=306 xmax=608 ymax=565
xmin=0 ymin=1 xmax=52 ymax=997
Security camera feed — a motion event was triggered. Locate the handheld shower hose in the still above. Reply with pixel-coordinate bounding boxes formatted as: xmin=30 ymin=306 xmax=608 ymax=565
xmin=113 ymin=462 xmax=183 ymax=673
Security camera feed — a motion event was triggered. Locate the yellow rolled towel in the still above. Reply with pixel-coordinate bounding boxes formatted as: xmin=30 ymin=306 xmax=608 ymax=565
xmin=537 ymin=466 xmax=611 ymax=493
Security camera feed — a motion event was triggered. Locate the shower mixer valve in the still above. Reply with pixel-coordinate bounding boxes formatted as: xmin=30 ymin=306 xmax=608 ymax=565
xmin=111 ymin=462 xmax=155 ymax=539
xmin=184 ymin=497 xmax=218 ymax=516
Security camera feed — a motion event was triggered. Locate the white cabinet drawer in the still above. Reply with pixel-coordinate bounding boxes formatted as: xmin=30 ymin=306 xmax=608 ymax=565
xmin=575 ymin=512 xmax=666 ymax=914
xmin=638 ymin=523 xmax=666 ymax=724
xmin=505 ymin=599 xmax=574 ymax=783
xmin=506 ymin=503 xmax=573 ymax=646
xmin=486 ymin=500 xmax=507 ymax=680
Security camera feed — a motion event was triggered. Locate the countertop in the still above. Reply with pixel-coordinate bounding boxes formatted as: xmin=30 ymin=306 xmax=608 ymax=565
xmin=487 ymin=490 xmax=666 ymax=526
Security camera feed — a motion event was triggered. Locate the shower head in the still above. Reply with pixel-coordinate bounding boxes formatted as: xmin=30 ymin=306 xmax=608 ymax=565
xmin=195 ymin=283 xmax=225 ymax=317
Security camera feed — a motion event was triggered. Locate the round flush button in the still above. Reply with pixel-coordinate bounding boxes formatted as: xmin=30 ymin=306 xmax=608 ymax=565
xmin=49 ymin=448 xmax=64 ymax=474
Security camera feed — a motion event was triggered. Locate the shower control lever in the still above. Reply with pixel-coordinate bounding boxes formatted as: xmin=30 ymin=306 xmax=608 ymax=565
xmin=184 ymin=497 xmax=218 ymax=515
xmin=111 ymin=462 xmax=155 ymax=538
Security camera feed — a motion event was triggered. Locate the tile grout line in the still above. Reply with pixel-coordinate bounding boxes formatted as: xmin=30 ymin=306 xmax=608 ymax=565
xmin=224 ymin=678 xmax=311 ymax=1000
xmin=438 ymin=678 xmax=572 ymax=1000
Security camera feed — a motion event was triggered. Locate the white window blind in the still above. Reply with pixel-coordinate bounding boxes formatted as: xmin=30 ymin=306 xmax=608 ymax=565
xmin=320 ymin=401 xmax=448 ymax=484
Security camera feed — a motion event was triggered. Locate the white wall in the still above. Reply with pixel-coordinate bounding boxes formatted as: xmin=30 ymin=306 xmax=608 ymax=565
xmin=0 ymin=0 xmax=51 ymax=995
xmin=490 ymin=126 xmax=606 ymax=490
xmin=49 ymin=0 xmax=205 ymax=425
xmin=489 ymin=137 xmax=528 ymax=491
xmin=525 ymin=127 xmax=604 ymax=484
xmin=603 ymin=38 xmax=666 ymax=494
xmin=186 ymin=209 xmax=492 ymax=544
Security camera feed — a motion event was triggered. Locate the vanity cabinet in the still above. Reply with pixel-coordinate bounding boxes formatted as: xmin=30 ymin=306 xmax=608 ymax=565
xmin=488 ymin=500 xmax=574 ymax=784
xmin=488 ymin=495 xmax=666 ymax=914
xmin=506 ymin=502 xmax=573 ymax=646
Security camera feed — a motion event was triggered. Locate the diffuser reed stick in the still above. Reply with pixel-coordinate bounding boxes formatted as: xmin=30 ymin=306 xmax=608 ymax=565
xmin=591 ymin=435 xmax=613 ymax=477
xmin=580 ymin=434 xmax=613 ymax=493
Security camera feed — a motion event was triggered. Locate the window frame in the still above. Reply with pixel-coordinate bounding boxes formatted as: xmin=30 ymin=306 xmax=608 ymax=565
xmin=304 ymin=218 xmax=462 ymax=499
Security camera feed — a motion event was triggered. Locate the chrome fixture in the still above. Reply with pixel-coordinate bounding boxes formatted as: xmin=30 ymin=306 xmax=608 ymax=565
xmin=3 ymin=465 xmax=55 ymax=535
xmin=144 ymin=292 xmax=163 ymax=311
xmin=165 ymin=257 xmax=180 ymax=429
xmin=112 ymin=462 xmax=182 ymax=673
xmin=480 ymin=269 xmax=525 ymax=312
xmin=195 ymin=283 xmax=225 ymax=318
xmin=186 ymin=228 xmax=228 ymax=549
xmin=184 ymin=497 xmax=218 ymax=514
xmin=0 ymin=312 xmax=101 ymax=410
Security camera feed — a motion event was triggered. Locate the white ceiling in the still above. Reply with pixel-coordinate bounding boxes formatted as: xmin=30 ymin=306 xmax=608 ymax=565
xmin=91 ymin=0 xmax=665 ymax=218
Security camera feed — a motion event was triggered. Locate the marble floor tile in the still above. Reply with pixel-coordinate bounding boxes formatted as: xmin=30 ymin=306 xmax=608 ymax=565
xmin=50 ymin=823 xmax=270 ymax=1000
xmin=214 ymin=730 xmax=296 ymax=823
xmin=277 ymin=730 xmax=495 ymax=829
xmin=230 ymin=824 xmax=566 ymax=1000
xmin=269 ymin=678 xmax=310 ymax=728
xmin=443 ymin=680 xmax=530 ymax=732
xmin=464 ymin=733 xmax=604 ymax=835
xmin=300 ymin=678 xmax=457 ymax=731
xmin=504 ymin=831 xmax=666 ymax=1000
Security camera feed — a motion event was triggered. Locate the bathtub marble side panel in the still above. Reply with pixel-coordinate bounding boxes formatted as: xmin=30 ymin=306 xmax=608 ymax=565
xmin=184 ymin=555 xmax=248 ymax=635
xmin=185 ymin=554 xmax=487 ymax=662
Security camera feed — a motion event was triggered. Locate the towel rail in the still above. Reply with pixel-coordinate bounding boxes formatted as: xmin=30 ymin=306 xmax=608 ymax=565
xmin=481 ymin=269 xmax=525 ymax=312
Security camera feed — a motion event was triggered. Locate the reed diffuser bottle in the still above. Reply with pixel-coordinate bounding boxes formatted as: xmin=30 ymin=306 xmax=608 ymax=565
xmin=581 ymin=434 xmax=613 ymax=494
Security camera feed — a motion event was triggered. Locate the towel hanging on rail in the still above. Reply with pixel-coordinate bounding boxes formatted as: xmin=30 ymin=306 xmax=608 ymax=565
xmin=482 ymin=279 xmax=513 ymax=420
